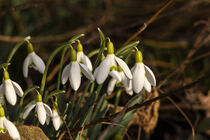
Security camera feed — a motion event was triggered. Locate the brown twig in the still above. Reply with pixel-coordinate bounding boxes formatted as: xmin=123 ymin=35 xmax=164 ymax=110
xmin=0 ymin=1 xmax=41 ymax=16
xmin=69 ymin=73 xmax=210 ymax=134
xmin=124 ymin=0 xmax=174 ymax=44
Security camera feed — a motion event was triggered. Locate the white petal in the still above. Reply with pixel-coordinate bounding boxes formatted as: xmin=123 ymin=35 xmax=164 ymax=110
xmin=77 ymin=52 xmax=83 ymax=63
xmin=131 ymin=64 xmax=136 ymax=73
xmin=43 ymin=103 xmax=52 ymax=116
xmin=4 ymin=79 xmax=17 ymax=106
xmin=79 ymin=63 xmax=94 ymax=81
xmin=36 ymin=102 xmax=46 ymax=125
xmin=115 ymin=56 xmax=132 ymax=79
xmin=93 ymin=67 xmax=98 ymax=78
xmin=46 ymin=115 xmax=50 ymax=125
xmin=0 ymin=84 xmax=4 ymax=97
xmin=61 ymin=64 xmax=70 ymax=85
xmin=23 ymin=55 xmax=32 ymax=78
xmin=52 ymin=109 xmax=63 ymax=131
xmin=83 ymin=54 xmax=93 ymax=71
xmin=23 ymin=104 xmax=36 ymax=119
xmin=31 ymin=52 xmax=45 ymax=74
xmin=132 ymin=63 xmax=145 ymax=93
xmin=107 ymin=78 xmax=117 ymax=95
xmin=3 ymin=118 xmax=20 ymax=140
xmin=144 ymin=77 xmax=151 ymax=92
xmin=144 ymin=65 xmax=156 ymax=86
xmin=109 ymin=70 xmax=121 ymax=81
xmin=69 ymin=62 xmax=81 ymax=91
xmin=96 ymin=56 xmax=111 ymax=84
xmin=0 ymin=117 xmax=4 ymax=130
xmin=11 ymin=81 xmax=23 ymax=97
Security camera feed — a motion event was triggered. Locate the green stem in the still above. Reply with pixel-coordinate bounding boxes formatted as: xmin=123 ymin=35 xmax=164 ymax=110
xmin=57 ymin=47 xmax=68 ymax=90
xmin=112 ymin=89 xmax=121 ymax=114
xmin=40 ymin=45 xmax=69 ymax=95
xmin=6 ymin=36 xmax=30 ymax=70
xmin=40 ymin=33 xmax=84 ymax=95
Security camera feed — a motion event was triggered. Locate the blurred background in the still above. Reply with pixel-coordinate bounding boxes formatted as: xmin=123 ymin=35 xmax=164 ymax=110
xmin=0 ymin=0 xmax=210 ymax=139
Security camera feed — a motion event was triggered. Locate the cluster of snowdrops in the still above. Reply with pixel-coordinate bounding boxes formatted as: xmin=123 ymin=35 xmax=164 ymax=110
xmin=0 ymin=32 xmax=156 ymax=140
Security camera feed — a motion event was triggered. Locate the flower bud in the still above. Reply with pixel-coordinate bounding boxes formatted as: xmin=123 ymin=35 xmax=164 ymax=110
xmin=3 ymin=70 xmax=10 ymax=80
xmin=0 ymin=105 xmax=5 ymax=117
xmin=70 ymin=48 xmax=77 ymax=62
xmin=77 ymin=40 xmax=83 ymax=52
xmin=37 ymin=94 xmax=42 ymax=102
xmin=27 ymin=40 xmax=34 ymax=53
xmin=136 ymin=50 xmax=143 ymax=63
xmin=107 ymin=39 xmax=114 ymax=54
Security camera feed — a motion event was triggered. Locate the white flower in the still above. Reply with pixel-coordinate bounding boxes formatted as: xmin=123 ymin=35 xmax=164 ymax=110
xmin=51 ymin=109 xmax=63 ymax=131
xmin=23 ymin=52 xmax=45 ymax=78
xmin=61 ymin=48 xmax=94 ymax=91
xmin=77 ymin=40 xmax=93 ymax=71
xmin=0 ymin=71 xmax=23 ymax=106
xmin=0 ymin=105 xmax=20 ymax=140
xmin=107 ymin=68 xmax=133 ymax=95
xmin=132 ymin=50 xmax=156 ymax=93
xmin=95 ymin=39 xmax=132 ymax=84
xmin=23 ymin=94 xmax=52 ymax=125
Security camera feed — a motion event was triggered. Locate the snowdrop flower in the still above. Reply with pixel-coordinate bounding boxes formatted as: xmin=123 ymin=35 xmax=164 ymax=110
xmin=95 ymin=39 xmax=132 ymax=84
xmin=61 ymin=48 xmax=94 ymax=91
xmin=50 ymin=102 xmax=63 ymax=131
xmin=132 ymin=50 xmax=156 ymax=93
xmin=77 ymin=40 xmax=93 ymax=71
xmin=23 ymin=94 xmax=52 ymax=125
xmin=23 ymin=40 xmax=45 ymax=78
xmin=107 ymin=66 xmax=133 ymax=95
xmin=0 ymin=70 xmax=23 ymax=106
xmin=0 ymin=104 xmax=20 ymax=140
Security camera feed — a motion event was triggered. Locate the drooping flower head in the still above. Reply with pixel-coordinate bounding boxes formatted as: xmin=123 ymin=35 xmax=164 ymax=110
xmin=132 ymin=49 xmax=156 ymax=93
xmin=0 ymin=104 xmax=21 ymax=140
xmin=95 ymin=39 xmax=132 ymax=84
xmin=107 ymin=66 xmax=133 ymax=95
xmin=51 ymin=101 xmax=63 ymax=131
xmin=0 ymin=69 xmax=23 ymax=106
xmin=77 ymin=40 xmax=93 ymax=71
xmin=23 ymin=40 xmax=45 ymax=78
xmin=61 ymin=47 xmax=94 ymax=91
xmin=23 ymin=94 xmax=52 ymax=125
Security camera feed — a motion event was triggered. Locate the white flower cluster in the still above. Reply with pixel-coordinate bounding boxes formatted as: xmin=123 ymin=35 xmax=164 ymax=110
xmin=0 ymin=36 xmax=156 ymax=139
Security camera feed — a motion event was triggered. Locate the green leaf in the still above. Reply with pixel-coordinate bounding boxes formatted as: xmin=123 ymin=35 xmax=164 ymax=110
xmin=115 ymin=41 xmax=139 ymax=57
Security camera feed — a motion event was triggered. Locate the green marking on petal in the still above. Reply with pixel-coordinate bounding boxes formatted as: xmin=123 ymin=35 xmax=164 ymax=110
xmin=136 ymin=50 xmax=143 ymax=63
xmin=110 ymin=66 xmax=117 ymax=71
xmin=0 ymin=128 xmax=6 ymax=133
xmin=77 ymin=40 xmax=83 ymax=52
xmin=101 ymin=54 xmax=105 ymax=61
xmin=107 ymin=39 xmax=114 ymax=54
xmin=37 ymin=94 xmax=42 ymax=102
xmin=70 ymin=48 xmax=77 ymax=62
xmin=0 ymin=105 xmax=5 ymax=117
xmin=118 ymin=66 xmax=123 ymax=72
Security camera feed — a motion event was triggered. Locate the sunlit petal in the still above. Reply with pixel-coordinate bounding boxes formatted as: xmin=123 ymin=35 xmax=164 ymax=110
xmin=69 ymin=62 xmax=81 ymax=91
xmin=31 ymin=52 xmax=45 ymax=74
xmin=43 ymin=103 xmax=52 ymax=116
xmin=61 ymin=64 xmax=70 ymax=85
xmin=23 ymin=104 xmax=36 ymax=119
xmin=36 ymin=102 xmax=46 ymax=125
xmin=79 ymin=63 xmax=94 ymax=81
xmin=23 ymin=55 xmax=32 ymax=78
xmin=115 ymin=56 xmax=132 ymax=79
xmin=107 ymin=78 xmax=117 ymax=95
xmin=144 ymin=65 xmax=156 ymax=86
xmin=83 ymin=54 xmax=93 ymax=71
xmin=144 ymin=77 xmax=151 ymax=92
xmin=11 ymin=81 xmax=23 ymax=97
xmin=52 ymin=109 xmax=63 ymax=131
xmin=3 ymin=118 xmax=20 ymax=140
xmin=4 ymin=79 xmax=17 ymax=106
xmin=132 ymin=63 xmax=145 ymax=93
xmin=96 ymin=56 xmax=111 ymax=84
xmin=109 ymin=70 xmax=121 ymax=81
